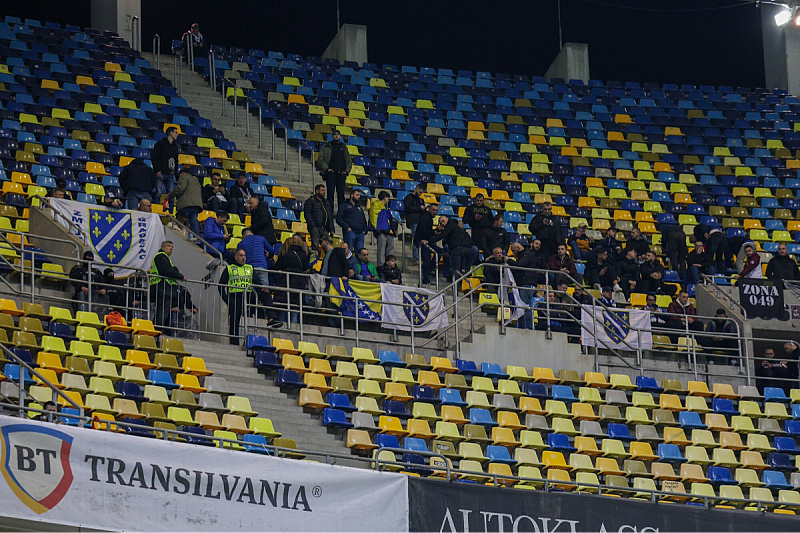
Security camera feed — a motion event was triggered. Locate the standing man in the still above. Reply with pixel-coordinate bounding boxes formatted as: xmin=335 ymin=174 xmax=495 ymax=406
xmin=151 ymin=127 xmax=179 ymax=209
xmin=704 ymin=227 xmax=728 ymax=274
xmin=183 ymin=23 xmax=204 ymax=62
xmin=369 ymin=190 xmax=395 ymax=267
xmin=119 ymin=158 xmax=156 ymax=210
xmin=167 ymin=168 xmax=203 ymax=237
xmin=528 ymin=202 xmax=563 ymax=260
xmin=316 ymin=130 xmax=351 ymax=210
xmin=336 ymin=189 xmax=368 ymax=256
xmin=403 ymin=184 xmax=425 ymax=264
xmin=319 ymin=235 xmax=353 ymax=279
xmin=149 ymin=241 xmax=187 ymax=333
xmin=509 ymin=241 xmax=543 ymax=329
xmin=463 ymin=193 xmax=494 ymax=257
xmin=663 ymin=224 xmax=688 ymax=279
xmin=304 ymin=184 xmax=334 ymax=252
xmin=486 ymin=214 xmax=510 ymax=254
xmin=69 ymin=250 xmax=109 ymax=313
xmin=247 ymin=196 xmax=278 ymax=253
xmin=738 ymin=243 xmax=763 ymax=280
xmin=415 ymin=204 xmax=439 ymax=285
xmin=202 ymin=211 xmax=231 ymax=259
xmin=766 ymin=244 xmax=800 ymax=281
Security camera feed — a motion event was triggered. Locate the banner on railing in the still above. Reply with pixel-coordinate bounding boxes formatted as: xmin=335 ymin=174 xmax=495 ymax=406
xmin=739 ymin=278 xmax=786 ymax=320
xmin=581 ymin=305 xmax=652 ymax=349
xmin=49 ymin=198 xmax=165 ymax=276
xmin=381 ymin=283 xmax=448 ymax=332
xmin=328 ymin=278 xmax=382 ymax=320
xmin=498 ymin=268 xmax=525 ymax=326
xmin=0 ymin=416 xmax=409 ymax=531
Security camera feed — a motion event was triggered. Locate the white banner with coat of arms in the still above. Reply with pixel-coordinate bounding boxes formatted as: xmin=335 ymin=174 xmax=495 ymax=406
xmin=380 ymin=283 xmax=448 ymax=332
xmin=581 ymin=305 xmax=652 ymax=349
xmin=49 ymin=199 xmax=165 ymax=276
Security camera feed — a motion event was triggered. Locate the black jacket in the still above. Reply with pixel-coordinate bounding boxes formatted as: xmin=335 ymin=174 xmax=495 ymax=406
xmin=463 ymin=204 xmax=493 ymax=230
xmin=324 ymin=247 xmax=351 ymax=278
xmin=512 ymin=248 xmax=546 ymax=286
xmin=528 ymin=213 xmax=563 ymax=244
xmin=152 ymin=252 xmax=183 ymax=284
xmin=274 ymin=246 xmax=309 ymax=289
xmin=626 ymin=235 xmax=651 ymax=256
xmin=687 ymin=249 xmax=712 ymax=271
xmin=617 ymin=257 xmax=640 ymax=285
xmin=202 ymin=184 xmax=230 ymax=206
xmin=586 ymin=256 xmax=617 ymax=287
xmin=229 ymin=182 xmax=253 ymax=201
xmin=430 ymin=220 xmax=473 ymax=249
xmin=377 ymin=265 xmax=402 ymax=284
xmin=336 ymin=200 xmax=368 ymax=234
xmin=151 ymin=137 xmax=179 ymax=175
xmin=304 ymin=195 xmax=335 ymax=233
xmin=640 ymin=259 xmax=665 ymax=281
xmin=766 ymin=254 xmax=800 ymax=281
xmin=598 ymin=236 xmax=624 ymax=263
xmin=403 ymin=193 xmax=424 ymax=226
xmin=119 ymin=158 xmax=156 ymax=193
xmin=69 ymin=263 xmax=105 ymax=296
xmin=486 ymin=226 xmax=510 ymax=253
xmin=413 ymin=210 xmax=436 ymax=246
xmin=250 ymin=203 xmax=277 ymax=244
xmin=482 ymin=257 xmax=505 ymax=285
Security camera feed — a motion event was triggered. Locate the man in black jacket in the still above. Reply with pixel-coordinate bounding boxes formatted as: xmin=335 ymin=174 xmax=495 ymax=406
xmin=685 ymin=240 xmax=714 ymax=284
xmin=486 ymin=214 xmax=510 ymax=253
xmin=586 ymin=248 xmax=618 ymax=289
xmin=639 ymin=250 xmax=669 ymax=295
xmin=403 ymin=184 xmax=425 ymax=263
xmin=151 ymin=127 xmax=179 ymax=208
xmin=319 ymin=235 xmax=353 ymax=279
xmin=509 ymin=241 xmax=544 ymax=330
xmin=119 ymin=158 xmax=156 ymax=210
xmin=316 ymin=130 xmax=352 ymax=210
xmin=304 ymin=184 xmax=334 ymax=251
xmin=626 ymin=227 xmax=650 ymax=258
xmin=336 ymin=190 xmax=368 ymax=256
xmin=69 ymin=250 xmax=109 ymax=313
xmin=663 ymin=224 xmax=688 ymax=278
xmin=202 ymin=172 xmax=230 ymax=213
xmin=482 ymin=247 xmax=507 ymax=287
xmin=528 ymin=202 xmax=563 ymax=260
xmin=463 ymin=193 xmax=493 ymax=257
xmin=423 ymin=216 xmax=478 ymax=276
xmin=766 ymin=244 xmax=800 ymax=282
xmin=247 ymin=196 xmax=278 ymax=249
xmin=414 ymin=204 xmax=439 ymax=284
xmin=616 ymin=248 xmax=641 ymax=298
xmin=598 ymin=227 xmax=624 ymax=265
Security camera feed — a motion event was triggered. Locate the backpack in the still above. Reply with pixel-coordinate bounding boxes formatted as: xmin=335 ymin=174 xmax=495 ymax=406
xmin=376 ymin=208 xmax=395 ymax=234
xmin=106 ymin=311 xmax=125 ymax=327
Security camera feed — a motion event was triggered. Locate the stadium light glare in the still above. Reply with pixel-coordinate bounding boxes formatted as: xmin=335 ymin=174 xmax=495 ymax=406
xmin=776 ymin=7 xmax=793 ymax=26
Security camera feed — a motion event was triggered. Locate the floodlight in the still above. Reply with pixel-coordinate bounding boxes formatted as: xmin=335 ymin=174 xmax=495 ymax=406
xmin=776 ymin=7 xmax=793 ymax=26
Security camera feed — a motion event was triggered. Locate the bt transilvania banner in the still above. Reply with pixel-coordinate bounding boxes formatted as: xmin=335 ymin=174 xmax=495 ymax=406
xmin=50 ymin=198 xmax=165 ymax=276
xmin=0 ymin=416 xmax=408 ymax=531
xmin=408 ymin=477 xmax=797 ymax=532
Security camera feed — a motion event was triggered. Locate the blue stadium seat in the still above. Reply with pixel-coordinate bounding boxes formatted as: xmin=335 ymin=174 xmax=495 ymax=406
xmin=378 ymin=350 xmax=405 ymax=367
xmin=480 ymin=363 xmax=509 ymax=379
xmin=242 ymin=434 xmax=272 ymax=454
xmin=439 ymin=388 xmax=467 ymax=406
xmin=550 ymin=385 xmax=576 ymax=403
xmin=678 ymin=411 xmax=707 ymax=429
xmin=412 ymin=385 xmax=441 ymax=404
xmin=455 ymin=359 xmax=483 ymax=376
xmin=607 ymin=423 xmax=635 ymax=441
xmin=253 ymin=350 xmax=282 ymax=372
xmin=247 ymin=334 xmax=275 ymax=352
xmin=712 ymin=398 xmax=739 ymax=416
xmin=276 ymin=369 xmax=305 ymax=389
xmin=635 ymin=375 xmax=663 ymax=392
xmin=322 ymin=408 xmax=354 ymax=429
xmin=525 ymin=382 xmax=548 ymax=399
xmin=547 ymin=433 xmax=577 ymax=453
xmin=485 ymin=445 xmax=517 ymax=465
xmin=657 ymin=443 xmax=687 ymax=463
xmin=384 ymin=400 xmax=411 ymax=419
xmin=148 ymin=370 xmax=178 ymax=390
xmin=375 ymin=434 xmax=400 ymax=449
xmin=763 ymin=469 xmax=793 ymax=489
xmin=764 ymin=387 xmax=791 ymax=403
xmin=328 ymin=393 xmax=357 ymax=412
xmin=707 ymin=466 xmax=736 ymax=486
xmin=469 ymin=408 xmax=498 ymax=427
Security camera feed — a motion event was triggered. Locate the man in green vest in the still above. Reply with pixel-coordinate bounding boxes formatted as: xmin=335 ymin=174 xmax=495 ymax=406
xmin=219 ymin=248 xmax=282 ymax=345
xmin=150 ymin=240 xmax=187 ymax=334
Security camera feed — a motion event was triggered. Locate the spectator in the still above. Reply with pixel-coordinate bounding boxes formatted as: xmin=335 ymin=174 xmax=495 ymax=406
xmin=598 ymin=227 xmax=623 ymax=264
xmin=766 ymin=244 xmax=800 ymax=281
xmin=403 ymin=184 xmax=425 ymax=263
xmin=738 ymin=243 xmax=762 ymax=280
xmin=378 ymin=255 xmax=402 ymax=285
xmin=414 ymin=204 xmax=439 ymax=285
xmin=202 ymin=172 xmax=230 ymax=213
xmin=103 ymin=188 xmax=124 ymax=209
xmin=202 ymin=211 xmax=231 ymax=259
xmin=337 ymin=190 xmax=368 ymax=257
xmin=568 ymin=223 xmax=593 ymax=261
xmin=229 ymin=173 xmax=254 ymax=219
xmin=247 ymin=196 xmax=278 ymax=250
xmin=50 ymin=188 xmax=66 ymax=199
xmin=35 ymin=401 xmax=62 ymax=424
xmin=237 ymin=228 xmax=271 ymax=282
xmin=354 ymin=247 xmax=379 ymax=282
xmin=304 ymin=184 xmax=335 ymax=252
xmin=149 ymin=241 xmax=187 ymax=333
xmin=463 ymin=193 xmax=494 ymax=256
xmin=138 ymin=198 xmax=152 ymax=212
xmin=685 ymin=240 xmax=714 ymax=284
xmin=151 ymin=126 xmax=179 ymax=208
xmin=662 ymin=224 xmax=688 ymax=278
xmin=342 ymin=242 xmax=357 ymax=274
xmin=528 ymin=202 xmax=563 ymax=259
xmin=486 ymin=214 xmax=510 ymax=253
xmin=756 ymin=347 xmax=788 ymax=394
xmin=319 ymin=235 xmax=353 ymax=279
xmin=644 ymin=293 xmax=669 ymax=328
xmin=51 ymin=179 xmax=72 ymax=200
xmin=548 ymin=243 xmax=579 ymax=287
xmin=369 ymin=190 xmax=395 ymax=266
xmin=626 ymin=226 xmax=650 ymax=257
xmin=69 ymin=250 xmax=109 ymax=313
xmin=183 ymin=23 xmax=204 ymax=60
xmin=424 ymin=216 xmax=479 ymax=277
xmin=616 ymin=248 xmax=640 ymax=298
xmin=666 ymin=290 xmax=703 ymax=333
xmin=510 ymin=239 xmax=547 ymax=287
xmin=783 ymin=342 xmax=800 ymax=392
xmin=702 ymin=308 xmax=738 ymax=364
xmin=599 ymin=286 xmax=618 ymax=308
xmin=119 ymin=157 xmax=156 ymax=210
xmin=585 ymin=248 xmax=618 ymax=289
xmin=167 ymin=168 xmax=203 ymax=237
xmin=639 ymin=251 xmax=668 ymax=295
xmin=704 ymin=226 xmax=728 ymax=273
xmin=482 ymin=246 xmax=507 ymax=287
xmin=551 ymin=281 xmax=581 ymax=340
xmin=102 ymin=267 xmax=124 ymax=311
xmin=273 ymin=235 xmax=309 ymax=323
xmin=316 ymin=129 xmax=352 ymax=210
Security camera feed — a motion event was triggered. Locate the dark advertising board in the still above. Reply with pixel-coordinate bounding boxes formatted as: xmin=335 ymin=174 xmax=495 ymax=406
xmin=408 ymin=477 xmax=797 ymax=532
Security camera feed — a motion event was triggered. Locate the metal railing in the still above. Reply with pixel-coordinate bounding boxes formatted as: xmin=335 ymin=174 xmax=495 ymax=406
xmin=173 ymin=53 xmax=183 ymax=96
xmin=130 ymin=16 xmax=140 ymax=52
xmin=0 ymin=405 xmax=782 ymax=511
xmin=183 ymin=32 xmax=194 ymax=73
xmin=152 ymin=34 xmax=161 ymax=69
xmin=244 ymin=94 xmax=264 ymax=149
xmin=208 ymin=49 xmax=216 ymax=91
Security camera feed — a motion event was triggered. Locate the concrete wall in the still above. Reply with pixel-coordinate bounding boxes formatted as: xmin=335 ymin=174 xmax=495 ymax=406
xmin=322 ymin=24 xmax=367 ymax=67
xmin=545 ymin=42 xmax=589 ymax=83
xmin=91 ymin=0 xmax=141 ymax=48
xmin=761 ymin=3 xmax=789 ymax=91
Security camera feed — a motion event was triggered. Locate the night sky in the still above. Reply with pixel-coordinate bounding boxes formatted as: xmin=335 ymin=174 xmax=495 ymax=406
xmin=7 ymin=0 xmax=767 ymax=88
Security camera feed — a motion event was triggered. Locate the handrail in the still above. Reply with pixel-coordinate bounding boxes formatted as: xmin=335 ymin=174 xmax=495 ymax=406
xmin=162 ymin=212 xmax=225 ymax=264
xmin=244 ymin=94 xmax=264 ymax=148
xmin=220 ymin=77 xmax=237 ymax=126
xmin=152 ymin=34 xmax=161 ymax=69
xmin=699 ymin=274 xmax=748 ymax=320
xmin=417 ymin=243 xmax=440 ymax=289
xmin=0 ymin=405 xmax=773 ymax=510
xmin=208 ymin=49 xmax=216 ymax=91
xmin=130 ymin=16 xmax=140 ymax=52
xmin=183 ymin=32 xmax=194 ymax=74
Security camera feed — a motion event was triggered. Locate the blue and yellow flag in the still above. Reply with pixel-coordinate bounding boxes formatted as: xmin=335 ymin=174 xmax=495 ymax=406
xmin=328 ymin=278 xmax=382 ymax=320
